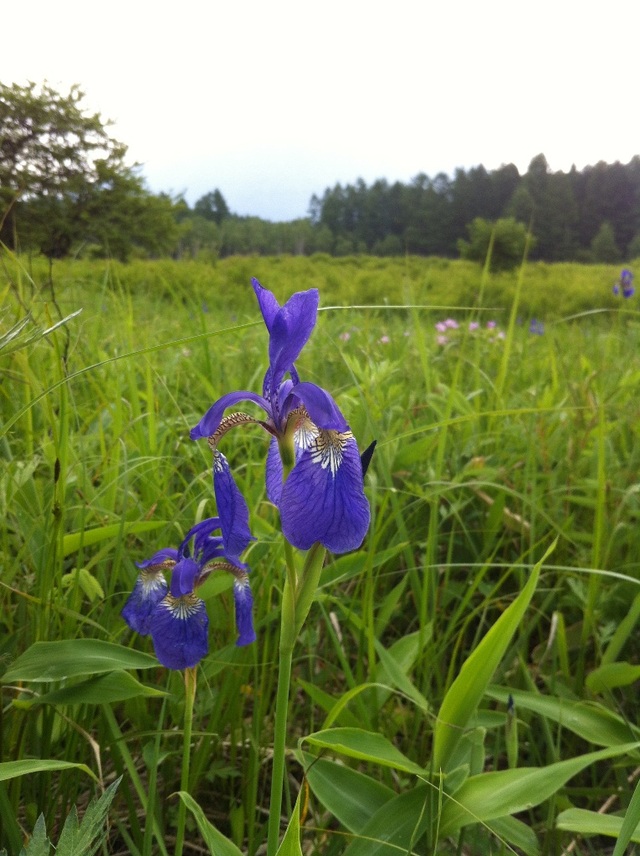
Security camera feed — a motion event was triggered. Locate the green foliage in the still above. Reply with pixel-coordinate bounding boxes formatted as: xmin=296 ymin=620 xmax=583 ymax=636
xmin=1 ymin=252 xmax=640 ymax=854
xmin=591 ymin=220 xmax=622 ymax=262
xmin=458 ymin=216 xmax=532 ymax=270
xmin=0 ymin=81 xmax=178 ymax=260
xmin=0 ymin=778 xmax=121 ymax=856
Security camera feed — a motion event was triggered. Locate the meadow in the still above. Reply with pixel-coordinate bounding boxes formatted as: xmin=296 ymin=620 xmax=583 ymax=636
xmin=1 ymin=251 xmax=640 ymax=855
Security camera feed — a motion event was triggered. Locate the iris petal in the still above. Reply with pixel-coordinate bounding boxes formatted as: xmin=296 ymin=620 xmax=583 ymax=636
xmin=135 ymin=548 xmax=178 ymax=569
xmin=252 ymin=277 xmax=281 ymax=331
xmin=289 ymin=382 xmax=349 ymax=431
xmin=233 ymin=579 xmax=257 ymax=646
xmin=268 ymin=289 xmax=319 ymax=389
xmin=213 ymin=451 xmax=255 ymax=558
xmin=150 ymin=594 xmax=209 ymax=670
xmin=279 ymin=432 xmax=370 ymax=553
xmin=265 ymin=437 xmax=284 ymax=505
xmin=190 ymin=390 xmax=270 ymax=440
xmin=121 ymin=571 xmax=168 ymax=635
xmin=170 ymin=557 xmax=200 ymax=597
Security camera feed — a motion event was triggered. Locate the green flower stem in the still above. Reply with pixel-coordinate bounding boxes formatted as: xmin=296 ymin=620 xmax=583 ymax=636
xmin=267 ymin=626 xmax=294 ymax=856
xmin=175 ymin=666 xmax=197 ymax=856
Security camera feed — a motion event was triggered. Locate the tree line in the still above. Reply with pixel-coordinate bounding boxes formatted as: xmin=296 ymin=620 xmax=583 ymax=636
xmin=2 ymin=82 xmax=639 ymax=264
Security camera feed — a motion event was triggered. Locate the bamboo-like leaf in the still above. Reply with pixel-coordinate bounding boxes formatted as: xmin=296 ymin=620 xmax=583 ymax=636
xmin=439 ymin=741 xmax=640 ymax=837
xmin=433 ymin=541 xmax=555 ymax=772
xmin=556 ymin=808 xmax=640 ymax=845
xmin=302 ymin=727 xmax=426 ymax=776
xmin=341 ymin=785 xmax=431 ymax=856
xmin=485 ymin=686 xmax=640 ymax=746
xmin=586 ymin=661 xmax=640 ymax=692
xmin=0 ymin=759 xmax=96 ymax=784
xmin=303 ymin=755 xmax=394 ymax=832
xmin=176 ymin=791 xmax=244 ymax=856
xmin=2 ymin=640 xmax=159 ymax=684
xmin=23 ymin=671 xmax=167 ymax=706
xmin=62 ymin=520 xmax=168 ymax=557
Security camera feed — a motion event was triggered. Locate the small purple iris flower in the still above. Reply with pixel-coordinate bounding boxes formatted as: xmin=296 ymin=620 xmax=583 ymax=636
xmin=122 ymin=509 xmax=255 ymax=670
xmin=190 ymin=278 xmax=371 ymax=554
xmin=614 ymin=268 xmax=635 ymax=298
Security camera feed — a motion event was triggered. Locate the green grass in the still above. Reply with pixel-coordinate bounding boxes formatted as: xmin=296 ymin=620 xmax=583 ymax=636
xmin=1 ymin=252 xmax=640 ymax=855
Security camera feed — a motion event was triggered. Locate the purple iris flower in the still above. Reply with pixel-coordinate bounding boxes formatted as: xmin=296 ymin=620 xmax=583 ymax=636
xmin=122 ymin=509 xmax=255 ymax=670
xmin=613 ymin=268 xmax=634 ymax=298
xmin=190 ymin=278 xmax=371 ymax=554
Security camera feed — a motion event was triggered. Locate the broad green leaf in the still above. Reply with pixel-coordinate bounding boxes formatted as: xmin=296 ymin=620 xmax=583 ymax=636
xmin=21 ymin=671 xmax=167 ymax=706
xmin=341 ymin=784 xmax=430 ymax=856
xmin=0 ymin=759 xmax=96 ymax=784
xmin=62 ymin=520 xmax=168 ymax=557
xmin=486 ymin=686 xmax=640 ymax=746
xmin=275 ymin=787 xmax=303 ymax=856
xmin=302 ymin=727 xmax=426 ymax=777
xmin=586 ymin=662 xmax=640 ymax=692
xmin=2 ymin=640 xmax=159 ymax=683
xmin=433 ymin=541 xmax=554 ymax=772
xmin=439 ymin=741 xmax=640 ymax=837
xmin=176 ymin=791 xmax=244 ymax=856
xmin=302 ymin=755 xmax=394 ymax=833
xmin=556 ymin=808 xmax=640 ymax=844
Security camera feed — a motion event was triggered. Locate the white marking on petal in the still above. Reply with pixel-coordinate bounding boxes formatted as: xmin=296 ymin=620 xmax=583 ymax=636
xmin=162 ymin=593 xmax=202 ymax=620
xmin=140 ymin=570 xmax=167 ymax=596
xmin=308 ymin=429 xmax=353 ymax=477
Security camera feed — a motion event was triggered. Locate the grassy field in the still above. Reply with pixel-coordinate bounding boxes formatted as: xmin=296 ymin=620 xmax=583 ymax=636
xmin=1 ymin=252 xmax=640 ymax=855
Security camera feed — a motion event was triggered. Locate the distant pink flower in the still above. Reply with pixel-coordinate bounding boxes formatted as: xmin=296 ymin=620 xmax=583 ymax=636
xmin=486 ymin=320 xmax=497 ymax=329
xmin=435 ymin=321 xmax=448 ymax=332
xmin=379 ymin=335 xmax=390 ymax=344
xmin=339 ymin=331 xmax=351 ymax=342
xmin=436 ymin=335 xmax=448 ymax=346
xmin=444 ymin=318 xmax=459 ymax=329
xmin=468 ymin=321 xmax=480 ymax=331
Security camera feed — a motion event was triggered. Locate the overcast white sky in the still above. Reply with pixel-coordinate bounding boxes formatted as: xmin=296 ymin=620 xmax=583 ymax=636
xmin=4 ymin=0 xmax=640 ymax=221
